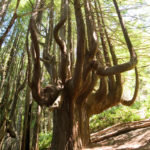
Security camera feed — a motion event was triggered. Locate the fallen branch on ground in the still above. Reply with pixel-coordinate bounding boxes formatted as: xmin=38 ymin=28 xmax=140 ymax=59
xmin=91 ymin=118 xmax=150 ymax=143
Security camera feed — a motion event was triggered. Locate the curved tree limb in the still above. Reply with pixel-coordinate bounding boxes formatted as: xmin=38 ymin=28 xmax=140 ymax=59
xmin=29 ymin=18 xmax=62 ymax=107
xmin=87 ymin=0 xmax=139 ymax=116
xmin=92 ymin=0 xmax=137 ymax=77
xmin=29 ymin=18 xmax=45 ymax=104
xmin=88 ymin=66 xmax=139 ymax=116
xmin=53 ymin=3 xmax=69 ymax=84
xmin=53 ymin=4 xmax=68 ymax=54
xmin=93 ymin=58 xmax=137 ymax=76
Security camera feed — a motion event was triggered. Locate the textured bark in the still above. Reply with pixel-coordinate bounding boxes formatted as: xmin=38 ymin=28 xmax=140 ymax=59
xmin=73 ymin=0 xmax=86 ymax=93
xmin=51 ymin=95 xmax=74 ymax=150
xmin=51 ymin=91 xmax=90 ymax=150
xmin=32 ymin=105 xmax=41 ymax=150
xmin=21 ymin=87 xmax=32 ymax=150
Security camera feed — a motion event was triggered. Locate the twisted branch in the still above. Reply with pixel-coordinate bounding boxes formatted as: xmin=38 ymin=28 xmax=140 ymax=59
xmin=53 ymin=4 xmax=68 ymax=54
xmin=53 ymin=3 xmax=69 ymax=84
xmin=29 ymin=18 xmax=62 ymax=107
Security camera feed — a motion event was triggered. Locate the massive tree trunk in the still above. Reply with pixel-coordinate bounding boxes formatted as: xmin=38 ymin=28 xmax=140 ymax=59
xmin=51 ymin=90 xmax=90 ymax=150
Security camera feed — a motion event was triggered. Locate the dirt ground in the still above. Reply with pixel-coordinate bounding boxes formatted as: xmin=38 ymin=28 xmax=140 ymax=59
xmin=84 ymin=126 xmax=150 ymax=150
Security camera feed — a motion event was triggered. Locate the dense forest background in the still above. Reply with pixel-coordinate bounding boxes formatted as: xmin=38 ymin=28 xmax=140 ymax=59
xmin=0 ymin=0 xmax=150 ymax=149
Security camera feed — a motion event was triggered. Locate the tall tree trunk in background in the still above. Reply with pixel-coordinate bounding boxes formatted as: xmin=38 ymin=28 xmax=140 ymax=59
xmin=32 ymin=105 xmax=41 ymax=150
xmin=0 ymin=0 xmax=21 ymax=49
xmin=0 ymin=0 xmax=11 ymax=27
xmin=21 ymin=87 xmax=32 ymax=150
xmin=0 ymin=34 xmax=20 ymax=147
xmin=16 ymin=106 xmax=23 ymax=150
xmin=9 ymin=51 xmax=26 ymax=121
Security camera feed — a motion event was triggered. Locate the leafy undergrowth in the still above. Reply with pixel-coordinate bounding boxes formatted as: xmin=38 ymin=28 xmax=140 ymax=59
xmin=90 ymin=97 xmax=150 ymax=133
xmin=39 ymin=132 xmax=52 ymax=150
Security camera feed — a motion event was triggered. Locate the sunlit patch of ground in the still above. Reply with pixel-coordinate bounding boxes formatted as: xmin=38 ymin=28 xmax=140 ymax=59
xmin=83 ymin=127 xmax=150 ymax=150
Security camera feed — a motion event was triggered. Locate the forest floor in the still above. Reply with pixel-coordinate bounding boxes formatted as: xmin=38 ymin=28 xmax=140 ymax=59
xmin=84 ymin=119 xmax=150 ymax=150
